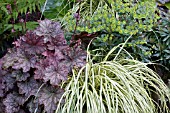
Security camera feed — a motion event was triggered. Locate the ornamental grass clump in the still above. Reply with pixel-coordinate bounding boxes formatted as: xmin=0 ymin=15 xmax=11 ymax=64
xmin=56 ymin=44 xmax=170 ymax=113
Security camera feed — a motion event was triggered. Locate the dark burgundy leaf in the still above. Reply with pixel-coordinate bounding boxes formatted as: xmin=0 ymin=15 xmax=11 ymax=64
xmin=12 ymin=49 xmax=37 ymax=72
xmin=63 ymin=45 xmax=87 ymax=69
xmin=34 ymin=19 xmax=65 ymax=44
xmin=11 ymin=70 xmax=30 ymax=81
xmin=2 ymin=73 xmax=16 ymax=92
xmin=73 ymin=31 xmax=98 ymax=41
xmin=19 ymin=31 xmax=46 ymax=55
xmin=3 ymin=93 xmax=26 ymax=113
xmin=43 ymin=63 xmax=69 ymax=86
xmin=17 ymin=77 xmax=41 ymax=97
xmin=38 ymin=85 xmax=64 ymax=113
xmin=70 ymin=31 xmax=98 ymax=48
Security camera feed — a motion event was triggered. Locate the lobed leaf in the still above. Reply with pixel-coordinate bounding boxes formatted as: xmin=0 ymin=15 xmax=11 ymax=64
xmin=43 ymin=63 xmax=69 ymax=86
xmin=19 ymin=31 xmax=46 ymax=55
xmin=38 ymin=85 xmax=64 ymax=113
xmin=63 ymin=45 xmax=87 ymax=69
xmin=11 ymin=70 xmax=30 ymax=81
xmin=2 ymin=73 xmax=16 ymax=92
xmin=34 ymin=19 xmax=65 ymax=43
xmin=12 ymin=49 xmax=37 ymax=72
xmin=34 ymin=59 xmax=50 ymax=80
xmin=17 ymin=77 xmax=41 ymax=97
xmin=2 ymin=48 xmax=18 ymax=69
xmin=3 ymin=93 xmax=26 ymax=113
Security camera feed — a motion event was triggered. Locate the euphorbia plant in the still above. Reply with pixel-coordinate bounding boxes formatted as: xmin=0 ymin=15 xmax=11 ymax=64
xmin=0 ymin=19 xmax=86 ymax=113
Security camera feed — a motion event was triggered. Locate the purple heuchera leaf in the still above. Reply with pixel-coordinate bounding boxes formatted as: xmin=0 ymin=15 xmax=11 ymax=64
xmin=19 ymin=31 xmax=46 ymax=55
xmin=63 ymin=45 xmax=87 ymax=69
xmin=2 ymin=48 xmax=18 ymax=69
xmin=34 ymin=50 xmax=65 ymax=81
xmin=2 ymin=73 xmax=16 ymax=92
xmin=12 ymin=49 xmax=37 ymax=72
xmin=38 ymin=85 xmax=64 ymax=113
xmin=3 ymin=93 xmax=26 ymax=113
xmin=11 ymin=70 xmax=30 ymax=81
xmin=47 ymin=39 xmax=67 ymax=50
xmin=34 ymin=19 xmax=65 ymax=43
xmin=34 ymin=59 xmax=50 ymax=80
xmin=54 ymin=46 xmax=67 ymax=60
xmin=2 ymin=48 xmax=37 ymax=72
xmin=17 ymin=77 xmax=41 ymax=97
xmin=43 ymin=63 xmax=69 ymax=86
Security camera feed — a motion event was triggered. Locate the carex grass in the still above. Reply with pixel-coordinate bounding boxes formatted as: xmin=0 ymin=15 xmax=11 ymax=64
xmin=56 ymin=43 xmax=170 ymax=113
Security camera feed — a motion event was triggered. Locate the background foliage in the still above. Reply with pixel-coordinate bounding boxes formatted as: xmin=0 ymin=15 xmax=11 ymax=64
xmin=41 ymin=0 xmax=74 ymax=20
xmin=0 ymin=0 xmax=45 ymax=57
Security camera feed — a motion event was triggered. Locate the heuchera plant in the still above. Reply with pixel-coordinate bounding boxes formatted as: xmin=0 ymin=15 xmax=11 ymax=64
xmin=0 ymin=19 xmax=87 ymax=113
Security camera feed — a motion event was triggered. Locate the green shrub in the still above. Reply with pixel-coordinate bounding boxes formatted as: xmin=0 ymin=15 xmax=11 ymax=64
xmin=123 ymin=13 xmax=170 ymax=69
xmin=64 ymin=0 xmax=159 ymax=35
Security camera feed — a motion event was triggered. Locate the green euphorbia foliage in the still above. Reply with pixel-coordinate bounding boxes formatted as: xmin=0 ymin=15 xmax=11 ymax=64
xmin=65 ymin=0 xmax=159 ymax=35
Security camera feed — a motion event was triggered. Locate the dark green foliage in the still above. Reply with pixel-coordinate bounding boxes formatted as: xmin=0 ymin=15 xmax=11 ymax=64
xmin=143 ymin=18 xmax=170 ymax=68
xmin=42 ymin=0 xmax=74 ymax=20
xmin=0 ymin=0 xmax=45 ymax=34
xmin=123 ymin=16 xmax=170 ymax=70
xmin=0 ymin=0 xmax=45 ymax=58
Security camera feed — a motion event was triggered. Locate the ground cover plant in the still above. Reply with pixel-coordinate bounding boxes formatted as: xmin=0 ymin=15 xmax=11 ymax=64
xmin=0 ymin=19 xmax=86 ymax=113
